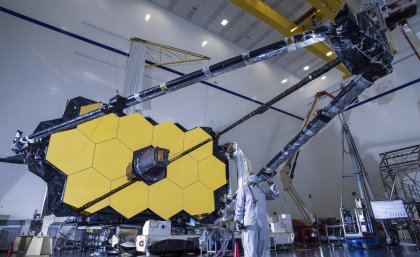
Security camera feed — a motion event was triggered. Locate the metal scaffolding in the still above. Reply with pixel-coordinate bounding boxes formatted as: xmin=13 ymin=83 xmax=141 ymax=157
xmin=379 ymin=144 xmax=420 ymax=219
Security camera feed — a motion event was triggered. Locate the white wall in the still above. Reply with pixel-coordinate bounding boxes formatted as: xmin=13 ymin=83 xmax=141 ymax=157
xmin=0 ymin=0 xmax=419 ymax=221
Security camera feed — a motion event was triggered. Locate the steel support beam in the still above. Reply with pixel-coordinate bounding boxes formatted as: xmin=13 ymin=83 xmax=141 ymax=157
xmin=230 ymin=0 xmax=351 ymax=77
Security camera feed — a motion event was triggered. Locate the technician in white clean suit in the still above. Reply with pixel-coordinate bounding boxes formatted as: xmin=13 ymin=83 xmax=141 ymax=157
xmin=234 ymin=174 xmax=280 ymax=257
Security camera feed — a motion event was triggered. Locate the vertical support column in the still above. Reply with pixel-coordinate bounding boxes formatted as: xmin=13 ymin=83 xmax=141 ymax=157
xmin=343 ymin=123 xmax=368 ymax=201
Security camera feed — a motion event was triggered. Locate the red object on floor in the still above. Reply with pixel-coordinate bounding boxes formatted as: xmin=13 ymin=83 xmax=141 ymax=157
xmin=233 ymin=241 xmax=240 ymax=257
xmin=6 ymin=241 xmax=13 ymax=257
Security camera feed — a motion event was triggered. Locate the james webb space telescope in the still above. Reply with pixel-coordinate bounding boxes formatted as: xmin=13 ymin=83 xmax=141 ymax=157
xmin=0 ymin=3 xmax=416 ymax=224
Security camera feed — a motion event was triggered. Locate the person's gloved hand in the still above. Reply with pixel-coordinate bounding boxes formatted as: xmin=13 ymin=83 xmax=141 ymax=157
xmin=237 ymin=223 xmax=246 ymax=231
xmin=235 ymin=220 xmax=245 ymax=231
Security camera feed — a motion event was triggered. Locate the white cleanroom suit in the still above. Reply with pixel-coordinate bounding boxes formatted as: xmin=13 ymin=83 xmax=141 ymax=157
xmin=234 ymin=176 xmax=280 ymax=257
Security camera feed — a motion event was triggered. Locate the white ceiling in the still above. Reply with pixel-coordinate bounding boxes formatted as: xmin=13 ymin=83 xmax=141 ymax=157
xmin=147 ymin=0 xmax=420 ymax=81
xmin=148 ymin=0 xmax=330 ymax=79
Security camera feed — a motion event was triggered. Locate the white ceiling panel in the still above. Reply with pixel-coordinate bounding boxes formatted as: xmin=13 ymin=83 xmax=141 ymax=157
xmin=202 ymin=1 xmax=229 ymax=28
xmin=219 ymin=9 xmax=246 ymax=37
xmin=271 ymin=0 xmax=313 ymax=22
xmin=236 ymin=20 xmax=269 ymax=48
xmin=190 ymin=0 xmax=225 ymax=27
xmin=150 ymin=0 xmax=171 ymax=9
xmin=247 ymin=28 xmax=276 ymax=50
xmin=223 ymin=14 xmax=257 ymax=42
xmin=251 ymin=30 xmax=283 ymax=50
xmin=172 ymin=0 xmax=196 ymax=18
xmin=206 ymin=3 xmax=242 ymax=34
xmin=235 ymin=19 xmax=260 ymax=45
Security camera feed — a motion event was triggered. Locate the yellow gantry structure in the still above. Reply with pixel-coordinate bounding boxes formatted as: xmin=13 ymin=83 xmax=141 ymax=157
xmin=230 ymin=0 xmax=351 ymax=77
xmin=46 ymin=111 xmax=227 ymax=220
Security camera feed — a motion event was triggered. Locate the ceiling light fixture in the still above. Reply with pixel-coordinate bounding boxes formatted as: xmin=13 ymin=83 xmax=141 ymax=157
xmin=326 ymin=51 xmax=333 ymax=56
xmin=221 ymin=19 xmax=228 ymax=26
xmin=281 ymin=79 xmax=288 ymax=84
xmin=321 ymin=76 xmax=326 ymax=80
xmin=145 ymin=14 xmax=151 ymax=21
xmin=290 ymin=26 xmax=298 ymax=32
xmin=303 ymin=66 xmax=310 ymax=71
xmin=202 ymin=40 xmax=208 ymax=47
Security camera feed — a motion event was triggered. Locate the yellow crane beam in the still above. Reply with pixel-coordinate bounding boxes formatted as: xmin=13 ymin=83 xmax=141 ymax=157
xmin=306 ymin=0 xmax=344 ymax=22
xmin=230 ymin=0 xmax=351 ymax=77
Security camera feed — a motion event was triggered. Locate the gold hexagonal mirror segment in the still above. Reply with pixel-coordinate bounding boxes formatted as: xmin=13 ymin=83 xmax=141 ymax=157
xmin=46 ymin=129 xmax=95 ymax=175
xmin=167 ymin=155 xmax=198 ymax=188
xmin=117 ymin=113 xmax=154 ymax=151
xmin=183 ymin=182 xmax=215 ymax=218
xmin=63 ymin=167 xmax=110 ymax=213
xmin=110 ymin=177 xmax=149 ymax=219
xmin=78 ymin=114 xmax=119 ymax=143
xmin=198 ymin=156 xmax=227 ymax=191
xmin=149 ymin=179 xmax=182 ymax=220
xmin=93 ymin=139 xmax=133 ymax=181
xmin=184 ymin=128 xmax=213 ymax=161
xmin=152 ymin=121 xmax=184 ymax=158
